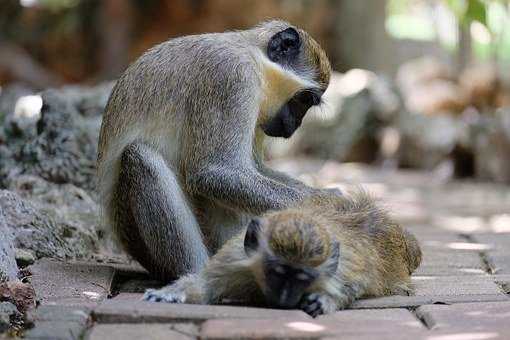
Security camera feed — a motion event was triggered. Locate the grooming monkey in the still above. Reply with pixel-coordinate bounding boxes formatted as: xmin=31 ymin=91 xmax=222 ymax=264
xmin=97 ymin=20 xmax=332 ymax=298
xmin=144 ymin=191 xmax=422 ymax=317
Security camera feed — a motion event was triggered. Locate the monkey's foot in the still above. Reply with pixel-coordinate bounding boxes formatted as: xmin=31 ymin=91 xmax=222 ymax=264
xmin=299 ymin=293 xmax=336 ymax=317
xmin=143 ymin=286 xmax=186 ymax=303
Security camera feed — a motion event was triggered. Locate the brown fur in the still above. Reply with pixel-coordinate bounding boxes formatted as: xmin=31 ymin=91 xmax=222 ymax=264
xmin=148 ymin=190 xmax=422 ymax=313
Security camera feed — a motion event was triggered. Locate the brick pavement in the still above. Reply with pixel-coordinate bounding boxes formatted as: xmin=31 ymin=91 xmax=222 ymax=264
xmin=20 ymin=162 xmax=510 ymax=339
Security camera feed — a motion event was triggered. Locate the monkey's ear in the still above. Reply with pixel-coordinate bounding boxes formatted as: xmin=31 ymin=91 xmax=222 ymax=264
xmin=267 ymin=27 xmax=301 ymax=64
xmin=244 ymin=218 xmax=262 ymax=256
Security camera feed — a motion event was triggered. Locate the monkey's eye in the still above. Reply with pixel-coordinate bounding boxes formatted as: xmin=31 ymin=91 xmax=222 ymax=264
xmin=273 ymin=265 xmax=286 ymax=275
xmin=296 ymin=272 xmax=312 ymax=281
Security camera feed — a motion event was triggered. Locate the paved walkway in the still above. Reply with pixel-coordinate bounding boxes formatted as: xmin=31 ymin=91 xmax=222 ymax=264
xmin=20 ymin=161 xmax=510 ymax=339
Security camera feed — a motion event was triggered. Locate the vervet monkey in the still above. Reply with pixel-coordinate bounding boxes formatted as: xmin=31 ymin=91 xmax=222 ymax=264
xmin=97 ymin=20 xmax=332 ymax=294
xmin=144 ymin=191 xmax=422 ymax=317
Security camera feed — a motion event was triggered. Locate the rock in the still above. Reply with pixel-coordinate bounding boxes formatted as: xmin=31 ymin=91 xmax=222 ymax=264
xmin=7 ymin=175 xmax=100 ymax=247
xmin=59 ymin=82 xmax=114 ymax=117
xmin=0 ymin=190 xmax=98 ymax=260
xmin=397 ymin=57 xmax=468 ymax=116
xmin=14 ymin=249 xmax=35 ymax=268
xmin=459 ymin=64 xmax=499 ymax=109
xmin=0 ymin=84 xmax=34 ymax=124
xmin=0 ymin=301 xmax=20 ymax=333
xmin=473 ymin=109 xmax=510 ymax=182
xmin=404 ymin=80 xmax=468 ymax=116
xmin=396 ymin=57 xmax=453 ymax=95
xmin=0 ymin=83 xmax=113 ymax=191
xmin=0 ymin=281 xmax=36 ymax=313
xmin=0 ymin=209 xmax=17 ymax=283
xmin=4 ymin=95 xmax=42 ymax=138
xmin=397 ymin=112 xmax=468 ymax=169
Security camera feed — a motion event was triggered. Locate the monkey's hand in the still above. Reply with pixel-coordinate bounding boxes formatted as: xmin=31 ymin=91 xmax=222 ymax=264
xmin=143 ymin=274 xmax=205 ymax=304
xmin=299 ymin=293 xmax=338 ymax=317
xmin=143 ymin=286 xmax=186 ymax=303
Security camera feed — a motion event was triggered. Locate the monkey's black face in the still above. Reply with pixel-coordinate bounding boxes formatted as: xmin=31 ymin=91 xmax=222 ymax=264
xmin=262 ymin=90 xmax=322 ymax=139
xmin=262 ymin=256 xmax=319 ymax=309
xmin=263 ymin=27 xmax=324 ymax=139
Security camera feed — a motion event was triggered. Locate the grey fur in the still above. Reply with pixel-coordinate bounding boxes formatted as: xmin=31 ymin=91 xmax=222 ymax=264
xmin=97 ymin=21 xmax=330 ymax=283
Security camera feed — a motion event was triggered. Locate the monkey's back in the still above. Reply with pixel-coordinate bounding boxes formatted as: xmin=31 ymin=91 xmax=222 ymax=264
xmin=96 ymin=31 xmax=263 ymax=240
xmin=302 ymin=191 xmax=422 ymax=297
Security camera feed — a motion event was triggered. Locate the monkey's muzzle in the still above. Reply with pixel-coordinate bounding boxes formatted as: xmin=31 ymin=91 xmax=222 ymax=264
xmin=262 ymin=90 xmax=322 ymax=139
xmin=264 ymin=281 xmax=305 ymax=309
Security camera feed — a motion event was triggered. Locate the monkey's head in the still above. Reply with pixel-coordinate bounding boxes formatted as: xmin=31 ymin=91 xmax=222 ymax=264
xmin=252 ymin=21 xmax=332 ymax=139
xmin=244 ymin=211 xmax=339 ymax=309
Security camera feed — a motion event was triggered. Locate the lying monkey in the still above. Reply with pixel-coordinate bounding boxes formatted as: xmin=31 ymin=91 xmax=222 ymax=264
xmin=144 ymin=190 xmax=422 ymax=316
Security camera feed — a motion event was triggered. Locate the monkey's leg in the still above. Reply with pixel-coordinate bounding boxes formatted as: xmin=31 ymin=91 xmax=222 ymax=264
xmin=117 ymin=142 xmax=209 ymax=281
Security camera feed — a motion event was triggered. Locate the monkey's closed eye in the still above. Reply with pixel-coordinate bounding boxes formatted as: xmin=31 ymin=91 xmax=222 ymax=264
xmin=296 ymin=273 xmax=312 ymax=281
xmin=272 ymin=265 xmax=286 ymax=275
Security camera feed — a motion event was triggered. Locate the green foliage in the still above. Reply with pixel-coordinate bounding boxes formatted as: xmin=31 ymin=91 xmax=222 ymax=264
xmin=445 ymin=0 xmax=487 ymax=26
xmin=387 ymin=0 xmax=510 ymax=62
xmin=38 ymin=0 xmax=80 ymax=11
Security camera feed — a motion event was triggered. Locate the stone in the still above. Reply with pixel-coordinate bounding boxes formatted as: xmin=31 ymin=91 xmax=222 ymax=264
xmin=323 ymin=331 xmax=500 ymax=340
xmin=472 ymin=233 xmax=510 ymax=274
xmin=0 ymin=84 xmax=34 ymax=123
xmin=473 ymin=109 xmax=510 ymax=183
xmin=201 ymin=309 xmax=424 ymax=339
xmin=459 ymin=64 xmax=499 ymax=109
xmin=404 ymin=80 xmax=468 ymax=116
xmin=397 ymin=113 xmax=467 ymax=170
xmin=0 ymin=208 xmax=17 ymax=283
xmin=6 ymin=95 xmax=42 ymax=137
xmin=0 ymin=190 xmax=98 ymax=260
xmin=396 ymin=57 xmax=453 ymax=95
xmin=351 ymin=294 xmax=508 ymax=309
xmin=29 ymin=260 xmax=114 ymax=306
xmin=94 ymin=296 xmax=309 ymax=324
xmin=0 ymin=302 xmax=19 ymax=333
xmin=23 ymin=321 xmax=86 ymax=340
xmin=23 ymin=305 xmax=91 ymax=339
xmin=14 ymin=248 xmax=35 ymax=267
xmin=471 ymin=233 xmax=510 ymax=250
xmin=319 ymin=308 xmax=424 ymax=331
xmin=201 ymin=318 xmax=329 ymax=339
xmin=414 ymin=251 xmax=487 ymax=277
xmin=0 ymin=84 xmax=112 ymax=191
xmin=416 ymin=301 xmax=510 ymax=331
xmin=25 ymin=305 xmax=91 ymax=325
xmin=88 ymin=324 xmax=195 ymax=340
xmin=412 ymin=275 xmax=502 ymax=296
xmin=0 ymin=280 xmax=36 ymax=313
xmin=494 ymin=275 xmax=510 ymax=294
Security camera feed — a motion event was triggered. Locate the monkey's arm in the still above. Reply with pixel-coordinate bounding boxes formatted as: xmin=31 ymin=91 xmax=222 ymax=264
xmin=188 ymin=164 xmax=307 ymax=214
xmin=257 ymin=163 xmax=311 ymax=191
xmin=143 ymin=274 xmax=207 ymax=304
xmin=144 ymin=235 xmax=263 ymax=306
xmin=258 ymin=164 xmax=342 ymax=196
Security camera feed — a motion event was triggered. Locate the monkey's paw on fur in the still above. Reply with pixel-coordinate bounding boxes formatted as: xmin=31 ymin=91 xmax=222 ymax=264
xmin=142 ymin=287 xmax=186 ymax=303
xmin=299 ymin=293 xmax=337 ymax=317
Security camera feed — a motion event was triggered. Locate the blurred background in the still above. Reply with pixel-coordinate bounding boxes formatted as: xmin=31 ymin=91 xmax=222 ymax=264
xmin=1 ymin=0 xmax=510 ymax=311
xmin=1 ymin=0 xmax=510 ymax=186
xmin=2 ymin=2 xmax=510 ymax=334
